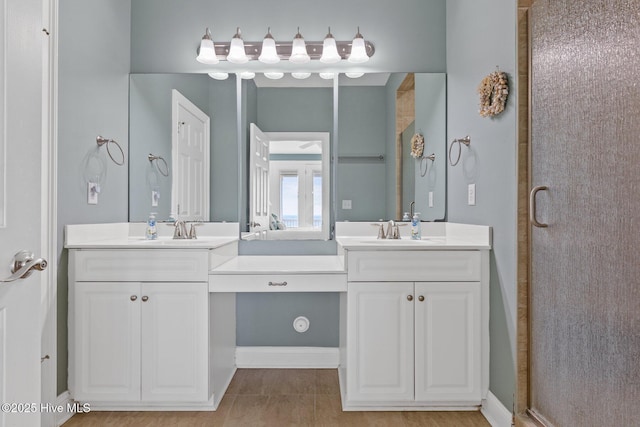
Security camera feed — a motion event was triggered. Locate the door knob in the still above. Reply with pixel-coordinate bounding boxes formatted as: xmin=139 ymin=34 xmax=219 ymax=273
xmin=1 ymin=250 xmax=48 ymax=283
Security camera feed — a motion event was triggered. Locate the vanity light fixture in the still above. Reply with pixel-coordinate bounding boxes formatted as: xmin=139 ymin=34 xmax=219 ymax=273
xmin=264 ymin=71 xmax=284 ymax=80
xmin=196 ymin=27 xmax=219 ymax=65
xmin=289 ymin=27 xmax=310 ymax=64
xmin=208 ymin=72 xmax=229 ymax=80
xmin=291 ymin=72 xmax=311 ymax=79
xmin=194 ymin=27 xmax=374 ymax=64
xmin=227 ymin=28 xmax=249 ymax=64
xmin=258 ymin=28 xmax=280 ymax=64
xmin=320 ymin=27 xmax=341 ymax=64
xmin=348 ymin=27 xmax=369 ymax=63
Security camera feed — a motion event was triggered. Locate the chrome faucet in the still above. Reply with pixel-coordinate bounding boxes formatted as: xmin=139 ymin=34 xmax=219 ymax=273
xmin=172 ymin=219 xmax=188 ymax=239
xmin=410 ymin=201 xmax=415 ymax=218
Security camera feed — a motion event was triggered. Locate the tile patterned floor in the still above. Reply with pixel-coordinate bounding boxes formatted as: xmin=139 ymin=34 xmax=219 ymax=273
xmin=62 ymin=369 xmax=491 ymax=426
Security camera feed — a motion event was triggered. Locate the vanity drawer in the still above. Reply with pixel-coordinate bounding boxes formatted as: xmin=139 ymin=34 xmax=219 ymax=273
xmin=347 ymin=250 xmax=481 ymax=282
xmin=209 ymin=274 xmax=347 ymax=292
xmin=71 ymin=249 xmax=209 ymax=282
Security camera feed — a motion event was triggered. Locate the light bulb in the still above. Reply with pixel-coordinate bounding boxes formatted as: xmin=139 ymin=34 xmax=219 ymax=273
xmin=238 ymin=71 xmax=255 ymax=80
xmin=258 ymin=28 xmax=280 ymax=64
xmin=196 ymin=28 xmax=219 ymax=65
xmin=208 ymin=72 xmax=229 ymax=80
xmin=227 ymin=27 xmax=249 ymax=64
xmin=291 ymin=72 xmax=311 ymax=79
xmin=348 ymin=27 xmax=369 ymax=64
xmin=264 ymin=72 xmax=284 ymax=80
xmin=320 ymin=27 xmax=341 ymax=64
xmin=289 ymin=27 xmax=310 ymax=64
xmin=345 ymin=72 xmax=364 ymax=78
xmin=319 ymin=72 xmax=335 ymax=80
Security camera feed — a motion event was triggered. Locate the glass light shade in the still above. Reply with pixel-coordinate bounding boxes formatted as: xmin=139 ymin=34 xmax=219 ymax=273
xmin=291 ymin=72 xmax=311 ymax=79
xmin=348 ymin=29 xmax=369 ymax=64
xmin=345 ymin=72 xmax=364 ymax=78
xmin=289 ymin=29 xmax=310 ymax=64
xmin=227 ymin=29 xmax=249 ymax=64
xmin=258 ymin=30 xmax=280 ymax=64
xmin=208 ymin=72 xmax=229 ymax=80
xmin=319 ymin=72 xmax=335 ymax=80
xmin=196 ymin=28 xmax=219 ymax=65
xmin=320 ymin=31 xmax=341 ymax=64
xmin=239 ymin=71 xmax=255 ymax=79
xmin=264 ymin=72 xmax=284 ymax=80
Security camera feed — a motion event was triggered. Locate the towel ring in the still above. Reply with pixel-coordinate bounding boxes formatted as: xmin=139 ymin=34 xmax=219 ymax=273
xmin=420 ymin=153 xmax=435 ymax=177
xmin=96 ymin=136 xmax=125 ymax=166
xmin=448 ymin=136 xmax=471 ymax=166
xmin=148 ymin=153 xmax=169 ymax=177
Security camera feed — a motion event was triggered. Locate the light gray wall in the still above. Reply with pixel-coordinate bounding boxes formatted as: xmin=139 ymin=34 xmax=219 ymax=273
xmin=446 ymin=0 xmax=517 ymax=410
xmin=129 ymin=0 xmax=446 ymax=74
xmin=57 ymin=0 xmax=131 ymax=394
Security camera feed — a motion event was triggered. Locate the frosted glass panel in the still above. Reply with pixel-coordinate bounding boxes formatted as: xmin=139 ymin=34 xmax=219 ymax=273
xmin=530 ymin=1 xmax=640 ymax=425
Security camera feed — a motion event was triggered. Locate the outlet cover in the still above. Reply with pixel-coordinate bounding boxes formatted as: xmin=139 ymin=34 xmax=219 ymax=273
xmin=468 ymin=184 xmax=476 ymax=206
xmin=87 ymin=182 xmax=99 ymax=205
xmin=429 ymin=191 xmax=434 ymax=207
xmin=342 ymin=200 xmax=352 ymax=209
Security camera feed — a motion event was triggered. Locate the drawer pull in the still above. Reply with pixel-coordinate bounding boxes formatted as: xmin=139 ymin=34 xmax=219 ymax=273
xmin=418 ymin=295 xmax=425 ymax=302
xmin=268 ymin=281 xmax=288 ymax=287
xmin=407 ymin=295 xmax=414 ymax=301
xmin=141 ymin=296 xmax=149 ymax=302
xmin=130 ymin=295 xmax=138 ymax=301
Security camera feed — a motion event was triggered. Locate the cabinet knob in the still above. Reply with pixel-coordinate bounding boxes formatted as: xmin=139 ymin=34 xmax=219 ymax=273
xmin=130 ymin=295 xmax=137 ymax=301
xmin=407 ymin=295 xmax=414 ymax=301
xmin=418 ymin=295 xmax=425 ymax=302
xmin=141 ymin=296 xmax=149 ymax=302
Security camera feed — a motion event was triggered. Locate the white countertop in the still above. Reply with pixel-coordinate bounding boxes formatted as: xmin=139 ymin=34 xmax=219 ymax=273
xmin=335 ymin=222 xmax=492 ymax=250
xmin=65 ymin=222 xmax=239 ymax=249
xmin=210 ymin=255 xmax=346 ymax=275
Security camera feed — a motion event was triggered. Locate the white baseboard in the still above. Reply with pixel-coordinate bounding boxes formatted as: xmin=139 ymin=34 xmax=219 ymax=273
xmin=55 ymin=391 xmax=74 ymax=427
xmin=481 ymin=391 xmax=513 ymax=427
xmin=235 ymin=346 xmax=339 ymax=368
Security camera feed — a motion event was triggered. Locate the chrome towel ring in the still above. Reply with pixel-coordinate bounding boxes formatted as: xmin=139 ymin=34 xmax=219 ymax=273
xmin=148 ymin=153 xmax=169 ymax=177
xmin=420 ymin=153 xmax=435 ymax=177
xmin=96 ymin=136 xmax=125 ymax=166
xmin=448 ymin=136 xmax=471 ymax=166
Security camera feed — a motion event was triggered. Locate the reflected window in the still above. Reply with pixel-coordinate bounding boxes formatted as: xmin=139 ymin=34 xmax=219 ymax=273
xmin=280 ymin=174 xmax=299 ymax=228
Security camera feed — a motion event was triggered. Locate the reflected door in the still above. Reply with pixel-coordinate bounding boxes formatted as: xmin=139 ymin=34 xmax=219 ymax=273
xmin=171 ymin=90 xmax=210 ymax=221
xmin=249 ymin=123 xmax=269 ymax=238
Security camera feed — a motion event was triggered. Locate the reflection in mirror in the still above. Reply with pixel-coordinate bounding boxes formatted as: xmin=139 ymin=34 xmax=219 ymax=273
xmin=241 ymin=78 xmax=334 ymax=241
xmin=128 ymin=73 xmax=238 ymax=222
xmin=247 ymin=124 xmax=330 ymax=240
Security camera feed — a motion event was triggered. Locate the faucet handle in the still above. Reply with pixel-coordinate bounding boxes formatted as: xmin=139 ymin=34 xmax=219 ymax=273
xmin=371 ymin=223 xmax=386 ymax=239
xmin=188 ymin=222 xmax=203 ymax=239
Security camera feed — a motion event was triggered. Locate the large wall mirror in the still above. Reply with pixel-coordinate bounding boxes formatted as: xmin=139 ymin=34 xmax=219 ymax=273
xmin=128 ymin=72 xmax=446 ymax=239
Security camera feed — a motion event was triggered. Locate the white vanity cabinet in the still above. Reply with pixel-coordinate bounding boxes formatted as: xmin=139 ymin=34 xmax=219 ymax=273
xmin=341 ymin=249 xmax=489 ymax=410
xmin=73 ymin=281 xmax=208 ymax=402
xmin=68 ymin=249 xmax=214 ymax=408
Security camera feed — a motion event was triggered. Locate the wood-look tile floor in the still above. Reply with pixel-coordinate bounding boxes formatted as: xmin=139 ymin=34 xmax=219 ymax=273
xmin=63 ymin=369 xmax=491 ymax=426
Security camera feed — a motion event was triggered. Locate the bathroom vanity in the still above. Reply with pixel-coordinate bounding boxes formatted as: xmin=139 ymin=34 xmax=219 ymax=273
xmin=66 ymin=221 xmax=490 ymax=412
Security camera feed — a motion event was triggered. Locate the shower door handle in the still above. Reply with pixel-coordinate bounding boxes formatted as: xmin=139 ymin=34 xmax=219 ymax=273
xmin=529 ymin=185 xmax=549 ymax=228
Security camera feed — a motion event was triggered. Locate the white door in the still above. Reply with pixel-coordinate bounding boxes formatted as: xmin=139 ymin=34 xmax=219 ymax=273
xmin=0 ymin=0 xmax=50 ymax=425
xmin=414 ymin=282 xmax=481 ymax=402
xmin=249 ymin=123 xmax=269 ymax=238
xmin=347 ymin=282 xmax=414 ymax=402
xmin=171 ymin=90 xmax=210 ymax=221
xmin=141 ymin=282 xmax=208 ymax=402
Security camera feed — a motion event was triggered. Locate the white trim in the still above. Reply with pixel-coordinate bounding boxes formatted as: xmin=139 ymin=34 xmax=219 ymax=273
xmin=0 ymin=0 xmax=7 ymax=228
xmin=481 ymin=391 xmax=513 ymax=427
xmin=235 ymin=346 xmax=339 ymax=368
xmin=41 ymin=1 xmax=58 ymax=426
xmin=55 ymin=391 xmax=74 ymax=427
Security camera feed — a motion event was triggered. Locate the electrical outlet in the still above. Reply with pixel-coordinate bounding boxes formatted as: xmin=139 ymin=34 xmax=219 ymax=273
xmin=151 ymin=190 xmax=160 ymax=207
xmin=429 ymin=191 xmax=434 ymax=208
xmin=468 ymin=183 xmax=476 ymax=206
xmin=342 ymin=200 xmax=352 ymax=210
xmin=88 ymin=182 xmax=99 ymax=205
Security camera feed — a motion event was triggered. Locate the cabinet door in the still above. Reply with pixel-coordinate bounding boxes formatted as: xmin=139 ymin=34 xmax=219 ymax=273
xmin=414 ymin=282 xmax=481 ymax=402
xmin=73 ymin=282 xmax=141 ymax=401
xmin=347 ymin=282 xmax=414 ymax=402
xmin=141 ymin=282 xmax=209 ymax=402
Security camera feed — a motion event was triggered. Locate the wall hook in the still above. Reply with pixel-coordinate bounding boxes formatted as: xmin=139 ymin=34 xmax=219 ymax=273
xmin=449 ymin=136 xmax=470 ymax=166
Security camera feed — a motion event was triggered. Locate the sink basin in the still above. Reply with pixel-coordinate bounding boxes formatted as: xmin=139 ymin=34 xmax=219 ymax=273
xmin=128 ymin=237 xmax=224 ymax=245
xmin=355 ymin=238 xmax=442 ymax=245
